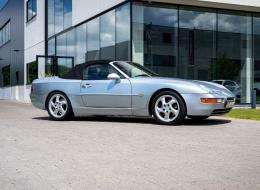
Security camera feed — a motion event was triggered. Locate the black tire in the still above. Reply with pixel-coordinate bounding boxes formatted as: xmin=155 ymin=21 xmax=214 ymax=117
xmin=46 ymin=92 xmax=73 ymax=121
xmin=188 ymin=116 xmax=209 ymax=121
xmin=151 ymin=91 xmax=186 ymax=125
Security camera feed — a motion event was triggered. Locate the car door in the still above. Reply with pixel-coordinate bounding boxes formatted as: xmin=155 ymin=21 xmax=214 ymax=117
xmin=80 ymin=63 xmax=132 ymax=115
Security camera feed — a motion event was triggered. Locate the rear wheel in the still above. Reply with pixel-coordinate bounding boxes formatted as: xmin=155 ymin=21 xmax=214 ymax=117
xmin=47 ymin=92 xmax=73 ymax=121
xmin=152 ymin=91 xmax=186 ymax=125
xmin=188 ymin=116 xmax=209 ymax=121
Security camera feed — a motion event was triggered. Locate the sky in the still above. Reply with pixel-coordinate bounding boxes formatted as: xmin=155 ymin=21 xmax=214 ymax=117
xmin=0 ymin=0 xmax=8 ymax=10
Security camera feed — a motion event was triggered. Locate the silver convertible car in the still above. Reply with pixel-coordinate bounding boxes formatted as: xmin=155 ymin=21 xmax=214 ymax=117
xmin=30 ymin=60 xmax=235 ymax=125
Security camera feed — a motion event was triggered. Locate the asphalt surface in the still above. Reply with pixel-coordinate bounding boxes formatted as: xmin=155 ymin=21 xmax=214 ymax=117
xmin=0 ymin=100 xmax=260 ymax=190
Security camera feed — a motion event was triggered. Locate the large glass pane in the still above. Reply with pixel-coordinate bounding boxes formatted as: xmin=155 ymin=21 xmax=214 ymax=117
xmin=2 ymin=25 xmax=6 ymax=44
xmin=57 ymin=58 xmax=73 ymax=76
xmin=76 ymin=24 xmax=87 ymax=65
xmin=48 ymin=0 xmax=55 ymax=37
xmin=6 ymin=22 xmax=10 ymax=42
xmin=48 ymin=38 xmax=55 ymax=56
xmin=27 ymin=0 xmax=33 ymax=21
xmin=179 ymin=7 xmax=216 ymax=80
xmin=64 ymin=0 xmax=72 ymax=29
xmin=87 ymin=18 xmax=100 ymax=61
xmin=2 ymin=65 xmax=10 ymax=87
xmin=116 ymin=3 xmax=130 ymax=61
xmin=56 ymin=30 xmax=75 ymax=61
xmin=100 ymin=10 xmax=115 ymax=60
xmin=66 ymin=29 xmax=75 ymax=58
xmin=0 ymin=29 xmax=2 ymax=46
xmin=56 ymin=33 xmax=66 ymax=56
xmin=132 ymin=2 xmax=178 ymax=77
xmin=253 ymin=15 xmax=260 ymax=103
xmin=32 ymin=0 xmax=37 ymax=17
xmin=217 ymin=11 xmax=252 ymax=103
xmin=54 ymin=0 xmax=64 ymax=34
xmin=27 ymin=61 xmax=38 ymax=84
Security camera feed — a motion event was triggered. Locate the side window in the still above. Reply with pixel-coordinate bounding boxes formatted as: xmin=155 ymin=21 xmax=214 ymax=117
xmin=83 ymin=64 xmax=123 ymax=80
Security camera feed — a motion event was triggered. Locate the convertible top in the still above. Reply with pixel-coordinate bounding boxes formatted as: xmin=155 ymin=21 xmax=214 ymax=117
xmin=61 ymin=60 xmax=112 ymax=80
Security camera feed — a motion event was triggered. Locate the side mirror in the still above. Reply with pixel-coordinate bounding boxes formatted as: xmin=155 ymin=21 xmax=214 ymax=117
xmin=107 ymin=73 xmax=120 ymax=82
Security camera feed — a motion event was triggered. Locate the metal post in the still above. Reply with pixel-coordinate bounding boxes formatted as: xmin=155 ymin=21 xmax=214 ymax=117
xmin=251 ymin=88 xmax=256 ymax=109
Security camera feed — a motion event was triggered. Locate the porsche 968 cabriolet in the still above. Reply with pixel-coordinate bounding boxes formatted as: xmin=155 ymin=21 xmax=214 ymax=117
xmin=30 ymin=60 xmax=235 ymax=125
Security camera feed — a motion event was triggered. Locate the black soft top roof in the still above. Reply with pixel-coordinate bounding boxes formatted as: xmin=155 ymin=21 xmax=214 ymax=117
xmin=61 ymin=60 xmax=112 ymax=80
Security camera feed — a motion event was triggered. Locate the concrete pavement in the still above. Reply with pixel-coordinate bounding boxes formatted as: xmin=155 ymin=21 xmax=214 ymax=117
xmin=0 ymin=100 xmax=260 ymax=190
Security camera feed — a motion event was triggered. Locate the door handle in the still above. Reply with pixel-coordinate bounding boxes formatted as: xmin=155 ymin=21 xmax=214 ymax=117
xmin=82 ymin=83 xmax=92 ymax=88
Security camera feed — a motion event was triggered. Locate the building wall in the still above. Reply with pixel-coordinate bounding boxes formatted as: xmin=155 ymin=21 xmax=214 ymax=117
xmin=1 ymin=0 xmax=260 ymax=102
xmin=24 ymin=0 xmax=45 ymax=101
xmin=0 ymin=0 xmax=24 ymax=100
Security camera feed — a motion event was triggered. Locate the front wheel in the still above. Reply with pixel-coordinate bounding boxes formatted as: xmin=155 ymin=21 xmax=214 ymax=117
xmin=47 ymin=92 xmax=73 ymax=121
xmin=152 ymin=91 xmax=186 ymax=125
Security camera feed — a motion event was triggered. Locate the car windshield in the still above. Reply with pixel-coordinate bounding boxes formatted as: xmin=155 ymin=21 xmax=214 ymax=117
xmin=113 ymin=62 xmax=158 ymax=78
xmin=213 ymin=80 xmax=223 ymax=85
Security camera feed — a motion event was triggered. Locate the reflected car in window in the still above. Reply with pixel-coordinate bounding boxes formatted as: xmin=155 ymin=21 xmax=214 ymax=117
xmin=30 ymin=60 xmax=235 ymax=125
xmin=212 ymin=80 xmax=241 ymax=102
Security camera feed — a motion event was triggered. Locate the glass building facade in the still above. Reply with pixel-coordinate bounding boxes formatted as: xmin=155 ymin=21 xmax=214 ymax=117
xmin=46 ymin=0 xmax=260 ymax=104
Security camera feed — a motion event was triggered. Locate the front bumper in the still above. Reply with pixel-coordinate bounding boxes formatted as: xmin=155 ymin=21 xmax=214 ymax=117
xmin=182 ymin=93 xmax=235 ymax=116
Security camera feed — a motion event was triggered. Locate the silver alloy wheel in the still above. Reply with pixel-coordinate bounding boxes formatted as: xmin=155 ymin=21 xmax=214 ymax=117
xmin=155 ymin=95 xmax=180 ymax=122
xmin=48 ymin=94 xmax=68 ymax=118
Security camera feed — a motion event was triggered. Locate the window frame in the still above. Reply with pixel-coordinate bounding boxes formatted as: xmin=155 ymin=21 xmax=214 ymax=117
xmin=26 ymin=0 xmax=37 ymax=22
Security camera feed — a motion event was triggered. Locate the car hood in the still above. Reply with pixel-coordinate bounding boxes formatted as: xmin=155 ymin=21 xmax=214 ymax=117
xmin=192 ymin=80 xmax=234 ymax=97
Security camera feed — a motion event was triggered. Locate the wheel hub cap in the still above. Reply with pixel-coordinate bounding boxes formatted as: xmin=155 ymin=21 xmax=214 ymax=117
xmin=48 ymin=94 xmax=68 ymax=118
xmin=155 ymin=95 xmax=180 ymax=122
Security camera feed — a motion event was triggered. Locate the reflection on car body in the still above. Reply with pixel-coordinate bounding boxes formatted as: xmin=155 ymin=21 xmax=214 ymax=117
xmin=30 ymin=60 xmax=235 ymax=125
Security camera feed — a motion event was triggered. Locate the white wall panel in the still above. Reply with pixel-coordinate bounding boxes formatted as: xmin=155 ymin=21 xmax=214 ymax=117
xmin=24 ymin=0 xmax=45 ymax=62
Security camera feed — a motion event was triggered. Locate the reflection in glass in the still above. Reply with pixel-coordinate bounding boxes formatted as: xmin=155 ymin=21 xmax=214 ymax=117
xmin=48 ymin=0 xmax=55 ymax=37
xmin=27 ymin=61 xmax=38 ymax=84
xmin=76 ymin=24 xmax=87 ymax=65
xmin=66 ymin=30 xmax=75 ymax=58
xmin=48 ymin=38 xmax=55 ymax=56
xmin=57 ymin=58 xmax=73 ymax=76
xmin=54 ymin=0 xmax=64 ymax=34
xmin=100 ymin=10 xmax=115 ymax=60
xmin=48 ymin=0 xmax=72 ymax=37
xmin=56 ymin=30 xmax=75 ymax=58
xmin=217 ymin=11 xmax=252 ymax=103
xmin=132 ymin=2 xmax=178 ymax=77
xmin=64 ymin=0 xmax=72 ymax=29
xmin=253 ymin=15 xmax=260 ymax=103
xmin=87 ymin=18 xmax=100 ymax=61
xmin=179 ymin=7 xmax=216 ymax=80
xmin=56 ymin=33 xmax=66 ymax=56
xmin=116 ymin=3 xmax=130 ymax=60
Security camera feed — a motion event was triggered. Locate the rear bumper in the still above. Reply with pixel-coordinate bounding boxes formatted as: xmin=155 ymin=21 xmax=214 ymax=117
xmin=30 ymin=93 xmax=46 ymax=110
xmin=182 ymin=93 xmax=235 ymax=116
